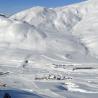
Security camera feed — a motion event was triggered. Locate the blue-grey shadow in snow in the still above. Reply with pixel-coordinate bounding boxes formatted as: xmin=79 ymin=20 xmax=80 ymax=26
xmin=0 ymin=90 xmax=44 ymax=98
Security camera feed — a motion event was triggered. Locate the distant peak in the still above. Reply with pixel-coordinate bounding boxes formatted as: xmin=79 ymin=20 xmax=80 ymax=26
xmin=0 ymin=14 xmax=7 ymax=18
xmin=88 ymin=0 xmax=98 ymax=2
xmin=29 ymin=6 xmax=48 ymax=11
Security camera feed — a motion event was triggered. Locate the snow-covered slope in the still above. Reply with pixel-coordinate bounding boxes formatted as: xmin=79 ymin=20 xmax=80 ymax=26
xmin=0 ymin=1 xmax=98 ymax=98
xmin=0 ymin=0 xmax=98 ymax=64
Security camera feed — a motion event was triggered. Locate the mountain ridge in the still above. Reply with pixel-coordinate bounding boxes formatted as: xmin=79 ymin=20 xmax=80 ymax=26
xmin=0 ymin=0 xmax=98 ymax=63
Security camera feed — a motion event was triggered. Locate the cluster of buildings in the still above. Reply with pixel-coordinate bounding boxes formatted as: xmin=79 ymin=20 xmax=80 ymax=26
xmin=35 ymin=74 xmax=72 ymax=80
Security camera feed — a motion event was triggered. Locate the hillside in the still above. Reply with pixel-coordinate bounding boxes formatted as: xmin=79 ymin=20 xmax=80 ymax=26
xmin=0 ymin=0 xmax=98 ymax=98
xmin=0 ymin=0 xmax=98 ymax=64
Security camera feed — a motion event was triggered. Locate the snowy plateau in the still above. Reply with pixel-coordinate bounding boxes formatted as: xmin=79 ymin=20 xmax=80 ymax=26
xmin=0 ymin=0 xmax=98 ymax=98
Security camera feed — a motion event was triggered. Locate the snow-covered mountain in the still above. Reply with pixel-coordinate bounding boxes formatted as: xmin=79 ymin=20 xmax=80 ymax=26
xmin=0 ymin=1 xmax=98 ymax=98
xmin=0 ymin=0 xmax=98 ymax=64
